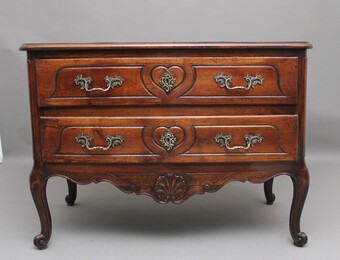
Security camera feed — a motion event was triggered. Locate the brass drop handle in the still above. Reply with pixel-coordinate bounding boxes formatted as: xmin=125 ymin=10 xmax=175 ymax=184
xmin=75 ymin=133 xmax=124 ymax=151
xmin=74 ymin=75 xmax=124 ymax=92
xmin=214 ymin=74 xmax=264 ymax=90
xmin=215 ymin=133 xmax=263 ymax=150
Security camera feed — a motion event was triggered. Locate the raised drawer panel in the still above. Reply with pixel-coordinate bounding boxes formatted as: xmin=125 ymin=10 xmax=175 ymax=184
xmin=57 ymin=66 xmax=153 ymax=98
xmin=40 ymin=115 xmax=298 ymax=163
xmin=36 ymin=57 xmax=298 ymax=106
xmin=185 ymin=125 xmax=284 ymax=155
xmin=45 ymin=126 xmax=150 ymax=156
xmin=188 ymin=65 xmax=290 ymax=97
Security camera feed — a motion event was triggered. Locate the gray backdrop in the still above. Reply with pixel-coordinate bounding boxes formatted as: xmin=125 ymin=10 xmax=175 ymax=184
xmin=0 ymin=1 xmax=339 ymax=259
xmin=0 ymin=0 xmax=339 ymax=158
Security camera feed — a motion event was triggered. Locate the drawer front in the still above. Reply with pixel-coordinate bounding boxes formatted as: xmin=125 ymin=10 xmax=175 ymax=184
xmin=36 ymin=57 xmax=298 ymax=106
xmin=41 ymin=115 xmax=298 ymax=163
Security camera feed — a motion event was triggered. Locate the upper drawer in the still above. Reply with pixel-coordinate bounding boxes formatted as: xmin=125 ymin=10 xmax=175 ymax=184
xmin=35 ymin=57 xmax=298 ymax=106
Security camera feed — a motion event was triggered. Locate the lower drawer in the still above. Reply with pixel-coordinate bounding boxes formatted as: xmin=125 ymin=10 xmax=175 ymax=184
xmin=40 ymin=115 xmax=298 ymax=163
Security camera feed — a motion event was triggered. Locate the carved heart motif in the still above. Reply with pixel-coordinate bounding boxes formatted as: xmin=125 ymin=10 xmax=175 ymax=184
xmin=151 ymin=66 xmax=185 ymax=94
xmin=152 ymin=126 xmax=185 ymax=152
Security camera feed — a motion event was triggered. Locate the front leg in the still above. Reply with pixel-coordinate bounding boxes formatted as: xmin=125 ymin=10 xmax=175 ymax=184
xmin=30 ymin=167 xmax=51 ymax=249
xmin=290 ymin=164 xmax=309 ymax=247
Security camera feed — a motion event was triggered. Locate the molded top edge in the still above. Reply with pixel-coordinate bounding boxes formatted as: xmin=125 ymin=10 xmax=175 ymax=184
xmin=20 ymin=41 xmax=313 ymax=51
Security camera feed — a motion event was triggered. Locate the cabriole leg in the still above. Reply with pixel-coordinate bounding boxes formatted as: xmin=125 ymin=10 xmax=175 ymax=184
xmin=65 ymin=179 xmax=77 ymax=206
xmin=290 ymin=165 xmax=309 ymax=247
xmin=264 ymin=178 xmax=276 ymax=205
xmin=30 ymin=167 xmax=51 ymax=249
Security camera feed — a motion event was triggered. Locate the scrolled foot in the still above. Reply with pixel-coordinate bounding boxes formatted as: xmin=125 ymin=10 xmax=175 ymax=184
xmin=34 ymin=234 xmax=48 ymax=249
xmin=65 ymin=195 xmax=75 ymax=206
xmin=266 ymin=193 xmax=276 ymax=205
xmin=293 ymin=232 xmax=308 ymax=247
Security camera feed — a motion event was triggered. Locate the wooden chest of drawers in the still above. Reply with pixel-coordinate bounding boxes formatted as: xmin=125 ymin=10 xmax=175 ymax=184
xmin=20 ymin=42 xmax=312 ymax=249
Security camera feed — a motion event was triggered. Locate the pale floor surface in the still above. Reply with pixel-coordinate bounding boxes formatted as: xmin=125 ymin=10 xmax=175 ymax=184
xmin=0 ymin=154 xmax=339 ymax=260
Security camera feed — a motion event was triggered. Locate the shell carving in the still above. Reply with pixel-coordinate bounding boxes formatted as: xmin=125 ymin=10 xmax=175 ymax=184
xmin=154 ymin=173 xmax=187 ymax=203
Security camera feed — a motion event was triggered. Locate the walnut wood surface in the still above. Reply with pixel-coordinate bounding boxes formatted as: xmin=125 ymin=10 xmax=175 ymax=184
xmin=20 ymin=41 xmax=313 ymax=51
xmin=22 ymin=42 xmax=311 ymax=249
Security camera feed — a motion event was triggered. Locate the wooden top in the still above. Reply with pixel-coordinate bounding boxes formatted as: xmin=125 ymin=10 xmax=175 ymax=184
xmin=20 ymin=42 xmax=312 ymax=51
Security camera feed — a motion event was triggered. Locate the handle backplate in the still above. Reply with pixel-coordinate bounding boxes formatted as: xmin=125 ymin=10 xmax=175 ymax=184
xmin=215 ymin=74 xmax=264 ymax=90
xmin=74 ymin=75 xmax=124 ymax=92
xmin=75 ymin=133 xmax=124 ymax=151
xmin=215 ymin=133 xmax=263 ymax=150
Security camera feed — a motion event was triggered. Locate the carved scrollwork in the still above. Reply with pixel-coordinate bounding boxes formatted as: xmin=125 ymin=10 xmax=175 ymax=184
xmin=215 ymin=73 xmax=264 ymax=90
xmin=74 ymin=74 xmax=124 ymax=92
xmin=46 ymin=164 xmax=294 ymax=205
xmin=154 ymin=173 xmax=187 ymax=203
xmin=215 ymin=133 xmax=263 ymax=151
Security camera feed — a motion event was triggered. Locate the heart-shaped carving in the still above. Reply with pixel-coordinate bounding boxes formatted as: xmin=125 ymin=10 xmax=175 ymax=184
xmin=152 ymin=126 xmax=185 ymax=152
xmin=151 ymin=66 xmax=185 ymax=94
